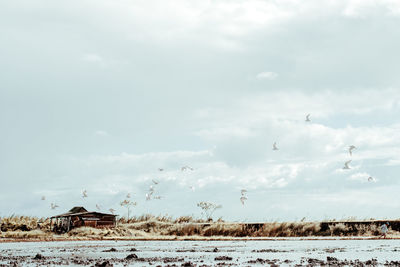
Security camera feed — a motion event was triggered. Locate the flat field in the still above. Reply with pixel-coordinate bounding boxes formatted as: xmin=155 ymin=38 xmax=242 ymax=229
xmin=1 ymin=239 xmax=400 ymax=266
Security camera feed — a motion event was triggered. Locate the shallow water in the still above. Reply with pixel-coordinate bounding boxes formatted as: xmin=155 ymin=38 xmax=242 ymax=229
xmin=1 ymin=239 xmax=400 ymax=266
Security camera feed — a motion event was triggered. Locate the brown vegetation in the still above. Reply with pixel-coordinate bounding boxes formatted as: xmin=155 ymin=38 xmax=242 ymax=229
xmin=0 ymin=216 xmax=52 ymax=239
xmin=0 ymin=215 xmax=396 ymax=240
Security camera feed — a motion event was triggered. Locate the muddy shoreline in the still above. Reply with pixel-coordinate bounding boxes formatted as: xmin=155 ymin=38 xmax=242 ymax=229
xmin=1 ymin=239 xmax=400 ymax=266
xmin=1 ymin=236 xmax=399 ymax=244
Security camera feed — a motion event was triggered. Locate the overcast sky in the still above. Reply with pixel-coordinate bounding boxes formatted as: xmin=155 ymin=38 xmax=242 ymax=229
xmin=1 ymin=0 xmax=400 ymax=221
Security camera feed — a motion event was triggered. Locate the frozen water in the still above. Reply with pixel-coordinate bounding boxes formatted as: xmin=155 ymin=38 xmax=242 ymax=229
xmin=1 ymin=239 xmax=400 ymax=266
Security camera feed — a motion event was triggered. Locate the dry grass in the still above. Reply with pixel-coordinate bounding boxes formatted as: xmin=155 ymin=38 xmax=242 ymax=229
xmin=118 ymin=214 xmax=208 ymax=224
xmin=0 ymin=229 xmax=52 ymax=239
xmin=1 ymin=215 xmax=398 ymax=240
xmin=253 ymin=222 xmax=322 ymax=237
xmin=0 ymin=216 xmax=52 ymax=240
xmin=0 ymin=216 xmax=50 ymax=232
xmin=327 ymin=223 xmax=382 ymax=236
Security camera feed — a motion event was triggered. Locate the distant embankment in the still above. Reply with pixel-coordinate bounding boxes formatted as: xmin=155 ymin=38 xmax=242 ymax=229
xmin=111 ymin=220 xmax=399 ymax=237
xmin=1 ymin=216 xmax=399 ymax=239
xmin=235 ymin=220 xmax=398 ymax=237
xmin=320 ymin=220 xmax=399 ymax=234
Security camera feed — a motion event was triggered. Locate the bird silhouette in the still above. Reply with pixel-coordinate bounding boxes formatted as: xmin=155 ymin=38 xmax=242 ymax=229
xmin=343 ymin=160 xmax=352 ymax=169
xmin=273 ymin=142 xmax=279 ymax=151
xmin=349 ymin=145 xmax=356 ymax=156
xmin=181 ymin=166 xmax=194 ymax=171
xmin=240 ymin=196 xmax=248 ymax=205
xmin=149 ymin=185 xmax=155 ymax=193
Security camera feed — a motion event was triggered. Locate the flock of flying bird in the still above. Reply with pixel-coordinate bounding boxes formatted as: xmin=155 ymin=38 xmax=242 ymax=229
xmin=42 ymin=165 xmax=199 ymax=214
xmin=41 ymin=113 xmax=376 ymax=214
xmin=273 ymin=114 xmax=376 ymax=182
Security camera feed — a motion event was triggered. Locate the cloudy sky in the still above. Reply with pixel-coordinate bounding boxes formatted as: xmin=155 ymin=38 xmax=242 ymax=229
xmin=1 ymin=0 xmax=400 ymax=221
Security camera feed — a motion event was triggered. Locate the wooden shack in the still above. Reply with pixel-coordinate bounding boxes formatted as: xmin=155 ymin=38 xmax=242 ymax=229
xmin=50 ymin=206 xmax=117 ymax=233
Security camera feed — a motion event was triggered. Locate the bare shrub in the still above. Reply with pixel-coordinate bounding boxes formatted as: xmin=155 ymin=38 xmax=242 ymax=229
xmin=197 ymin=202 xmax=222 ymax=220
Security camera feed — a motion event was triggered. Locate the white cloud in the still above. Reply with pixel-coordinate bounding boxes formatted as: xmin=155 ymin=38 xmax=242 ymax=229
xmin=82 ymin=53 xmax=107 ymax=67
xmin=70 ymin=149 xmax=309 ymax=193
xmin=90 ymin=0 xmax=297 ymax=49
xmin=9 ymin=87 xmax=398 ymax=219
xmin=256 ymin=71 xmax=278 ymax=80
xmin=342 ymin=0 xmax=400 ymax=17
xmin=190 ymin=88 xmax=400 ymax=194
xmin=3 ymin=0 xmax=400 ymax=54
xmin=2 ymin=0 xmax=400 ymax=220
xmin=61 ymin=0 xmax=400 ymax=51
xmin=194 ymin=88 xmax=400 ymax=134
xmin=193 ymin=89 xmax=400 ymax=139
xmin=349 ymin=172 xmax=373 ymax=182
xmin=94 ymin=130 xmax=109 ymax=136
xmin=82 ymin=53 xmax=103 ymax=62
xmin=195 ymin=126 xmax=256 ymax=140
xmin=88 ymin=150 xmax=213 ymax=165
xmin=385 ymin=159 xmax=400 ymax=166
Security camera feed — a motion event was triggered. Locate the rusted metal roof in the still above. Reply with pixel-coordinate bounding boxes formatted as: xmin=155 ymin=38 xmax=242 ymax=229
xmin=68 ymin=206 xmax=88 ymax=213
xmin=50 ymin=208 xmax=117 ymax=218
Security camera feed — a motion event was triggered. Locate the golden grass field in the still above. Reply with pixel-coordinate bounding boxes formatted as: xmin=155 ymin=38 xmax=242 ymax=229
xmin=0 ymin=215 xmax=397 ymax=241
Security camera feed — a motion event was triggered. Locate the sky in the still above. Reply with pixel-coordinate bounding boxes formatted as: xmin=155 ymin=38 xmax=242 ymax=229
xmin=1 ymin=0 xmax=400 ymax=221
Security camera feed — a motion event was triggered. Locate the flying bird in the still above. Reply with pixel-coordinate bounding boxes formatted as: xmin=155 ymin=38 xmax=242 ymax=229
xmin=50 ymin=203 xmax=59 ymax=210
xmin=82 ymin=190 xmax=88 ymax=198
xmin=126 ymin=193 xmax=131 ymax=198
xmin=181 ymin=166 xmax=194 ymax=171
xmin=96 ymin=204 xmax=102 ymax=210
xmin=368 ymin=176 xmax=375 ymax=182
xmin=343 ymin=160 xmax=352 ymax=170
xmin=120 ymin=199 xmax=130 ymax=206
xmin=149 ymin=185 xmax=155 ymax=193
xmin=109 ymin=208 xmax=116 ymax=214
xmin=158 ymin=168 xmax=164 ymax=171
xmin=41 ymin=196 xmax=46 ymax=201
xmin=305 ymin=114 xmax=311 ymax=122
xmin=273 ymin=142 xmax=279 ymax=151
xmin=349 ymin=145 xmax=356 ymax=156
xmin=240 ymin=196 xmax=247 ymax=205
xmin=152 ymin=179 xmax=159 ymax=185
